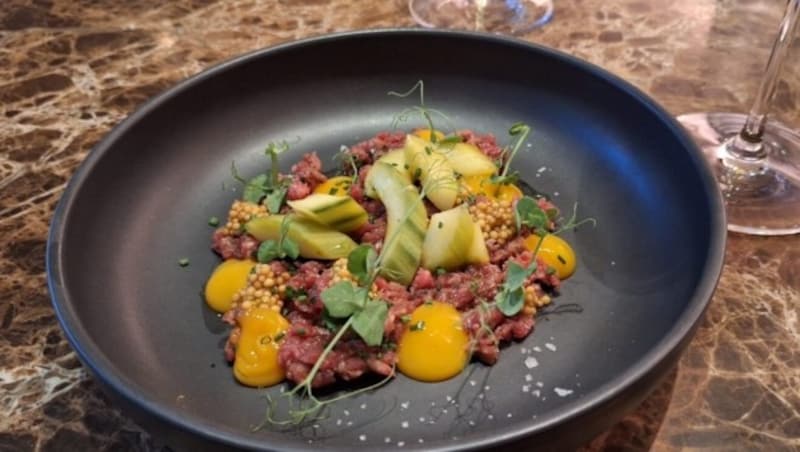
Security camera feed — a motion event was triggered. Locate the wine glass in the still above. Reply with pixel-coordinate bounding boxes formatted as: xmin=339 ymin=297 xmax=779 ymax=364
xmin=409 ymin=0 xmax=554 ymax=35
xmin=677 ymin=0 xmax=800 ymax=235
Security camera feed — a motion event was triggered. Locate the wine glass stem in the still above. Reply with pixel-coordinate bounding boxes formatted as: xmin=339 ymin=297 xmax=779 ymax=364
xmin=729 ymin=0 xmax=800 ymax=161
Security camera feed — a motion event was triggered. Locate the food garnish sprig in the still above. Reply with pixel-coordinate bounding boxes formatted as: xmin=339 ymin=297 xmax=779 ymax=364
xmin=231 ymin=141 xmax=293 ymax=214
xmin=389 ymin=80 xmax=455 ymax=145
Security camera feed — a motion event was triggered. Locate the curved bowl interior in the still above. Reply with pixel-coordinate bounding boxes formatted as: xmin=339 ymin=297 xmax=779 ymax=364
xmin=48 ymin=30 xmax=724 ymax=451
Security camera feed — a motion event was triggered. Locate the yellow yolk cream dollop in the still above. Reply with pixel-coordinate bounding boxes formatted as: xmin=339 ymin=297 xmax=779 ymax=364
xmin=524 ymin=234 xmax=577 ymax=280
xmin=397 ymin=302 xmax=470 ymax=382
xmin=204 ymin=259 xmax=255 ymax=313
xmin=233 ymin=307 xmax=289 ymax=387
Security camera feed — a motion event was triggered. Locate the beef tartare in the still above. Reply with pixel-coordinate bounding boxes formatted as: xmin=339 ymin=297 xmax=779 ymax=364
xmin=203 ymin=125 xmax=579 ymax=392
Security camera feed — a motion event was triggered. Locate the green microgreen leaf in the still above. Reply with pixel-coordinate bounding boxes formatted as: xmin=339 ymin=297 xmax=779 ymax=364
xmin=321 ymin=282 xmax=367 ymax=318
xmin=264 ymin=184 xmax=288 ymax=214
xmin=347 ymin=245 xmax=377 ymax=286
xmin=351 ymin=300 xmax=388 ymax=346
xmin=515 ymin=196 xmax=549 ymax=233
xmin=496 ymin=286 xmax=525 ymax=316
xmin=505 ymin=261 xmax=530 ymax=290
xmin=281 ymin=237 xmax=300 ymax=259
xmin=257 ymin=240 xmax=281 ymax=263
xmin=243 ymin=174 xmax=269 ymax=203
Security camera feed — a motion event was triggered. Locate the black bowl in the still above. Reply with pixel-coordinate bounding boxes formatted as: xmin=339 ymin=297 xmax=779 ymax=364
xmin=47 ymin=29 xmax=725 ymax=451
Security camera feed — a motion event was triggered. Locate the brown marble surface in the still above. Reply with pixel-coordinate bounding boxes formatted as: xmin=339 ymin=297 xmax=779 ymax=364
xmin=1 ymin=0 xmax=799 ymax=450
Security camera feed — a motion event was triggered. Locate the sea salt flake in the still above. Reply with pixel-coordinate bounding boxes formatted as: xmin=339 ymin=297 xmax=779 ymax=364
xmin=554 ymin=387 xmax=574 ymax=397
xmin=478 ymin=393 xmax=484 ymax=399
xmin=398 ymin=441 xmax=405 ymax=447
xmin=488 ymin=414 xmax=494 ymax=420
xmin=360 ymin=403 xmax=367 ymax=410
xmin=533 ymin=346 xmax=542 ymax=352
xmin=469 ymin=380 xmax=476 ymax=386
xmin=507 ymin=413 xmax=513 ymax=418
xmin=537 ymin=166 xmax=547 ymax=173
xmin=359 ymin=434 xmax=367 ymax=441
xmin=532 ymin=390 xmax=541 ymax=397
xmin=401 ymin=401 xmax=410 ymax=410
xmin=419 ymin=417 xmax=426 ymax=423
xmin=336 ymin=419 xmax=342 ymax=426
xmin=343 ymin=410 xmax=350 ymax=416
xmin=484 ymin=385 xmax=491 ymax=391
xmin=545 ymin=343 xmax=557 ymax=352
xmin=522 ymin=385 xmax=530 ymax=393
xmin=385 ymin=437 xmax=392 ymax=443
xmin=347 ymin=421 xmax=353 ymax=426
xmin=402 ymin=421 xmax=409 ymax=429
xmin=469 ymin=420 xmax=475 ymax=426
xmin=536 ymin=381 xmax=544 ymax=387
xmin=520 ymin=347 xmax=528 ymax=354
xmin=525 ymin=374 xmax=533 ymax=382
xmin=418 ymin=439 xmax=425 ymax=443
xmin=524 ymin=356 xmax=539 ymax=369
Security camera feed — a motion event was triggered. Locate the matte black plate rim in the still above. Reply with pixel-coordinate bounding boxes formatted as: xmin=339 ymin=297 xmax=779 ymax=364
xmin=46 ymin=28 xmax=727 ymax=451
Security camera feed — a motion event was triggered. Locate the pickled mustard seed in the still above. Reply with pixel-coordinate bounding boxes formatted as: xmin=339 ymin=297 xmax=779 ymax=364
xmin=178 ymin=258 xmax=190 ymax=267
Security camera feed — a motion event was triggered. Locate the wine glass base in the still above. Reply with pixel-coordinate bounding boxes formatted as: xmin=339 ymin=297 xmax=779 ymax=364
xmin=409 ymin=0 xmax=554 ymax=35
xmin=677 ymin=112 xmax=800 ymax=236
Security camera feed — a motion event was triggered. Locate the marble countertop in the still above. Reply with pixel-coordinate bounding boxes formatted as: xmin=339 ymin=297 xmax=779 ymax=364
xmin=1 ymin=0 xmax=799 ymax=450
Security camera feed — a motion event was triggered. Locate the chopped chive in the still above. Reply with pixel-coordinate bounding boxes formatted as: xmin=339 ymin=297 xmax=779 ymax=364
xmin=400 ymin=315 xmax=411 ymax=323
xmin=437 ymin=221 xmax=443 ymax=229
xmin=557 ymin=255 xmax=567 ymax=265
xmin=178 ymin=258 xmax=190 ymax=267
xmin=208 ymin=216 xmax=220 ymax=227
xmin=410 ymin=320 xmax=426 ymax=332
xmin=274 ymin=331 xmax=286 ymax=342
